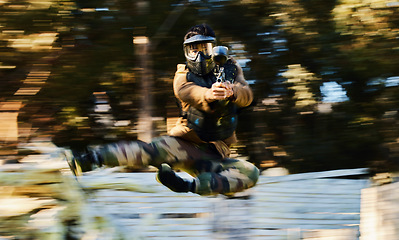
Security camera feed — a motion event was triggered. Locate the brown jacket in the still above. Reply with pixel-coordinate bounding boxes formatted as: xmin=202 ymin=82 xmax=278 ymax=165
xmin=169 ymin=60 xmax=253 ymax=158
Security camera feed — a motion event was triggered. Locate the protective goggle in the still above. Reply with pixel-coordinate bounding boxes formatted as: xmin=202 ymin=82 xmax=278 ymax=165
xmin=184 ymin=42 xmax=214 ymax=60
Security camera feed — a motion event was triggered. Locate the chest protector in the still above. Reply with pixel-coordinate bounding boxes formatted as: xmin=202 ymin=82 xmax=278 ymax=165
xmin=184 ymin=60 xmax=239 ymax=142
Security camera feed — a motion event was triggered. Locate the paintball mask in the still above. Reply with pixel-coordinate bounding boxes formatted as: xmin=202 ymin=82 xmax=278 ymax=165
xmin=183 ymin=35 xmax=216 ymax=76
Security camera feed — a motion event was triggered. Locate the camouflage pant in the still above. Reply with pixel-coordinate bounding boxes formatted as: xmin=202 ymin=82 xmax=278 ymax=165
xmin=98 ymin=136 xmax=259 ymax=196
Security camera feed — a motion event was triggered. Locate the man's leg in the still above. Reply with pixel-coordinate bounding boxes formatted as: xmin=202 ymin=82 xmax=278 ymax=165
xmin=193 ymin=158 xmax=260 ymax=196
xmin=65 ymin=140 xmax=153 ymax=175
xmin=65 ymin=136 xmax=219 ymax=174
xmin=150 ymin=138 xmax=260 ymax=195
xmin=99 ymin=140 xmax=156 ymax=169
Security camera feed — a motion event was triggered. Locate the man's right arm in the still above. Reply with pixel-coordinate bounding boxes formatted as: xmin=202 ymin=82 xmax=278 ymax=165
xmin=173 ymin=64 xmax=214 ymax=112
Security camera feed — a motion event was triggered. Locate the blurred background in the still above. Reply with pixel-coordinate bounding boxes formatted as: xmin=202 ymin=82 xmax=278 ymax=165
xmin=1 ymin=0 xmax=399 ymax=174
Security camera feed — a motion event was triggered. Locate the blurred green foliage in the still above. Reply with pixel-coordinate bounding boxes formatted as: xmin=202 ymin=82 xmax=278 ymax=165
xmin=2 ymin=0 xmax=399 ymax=173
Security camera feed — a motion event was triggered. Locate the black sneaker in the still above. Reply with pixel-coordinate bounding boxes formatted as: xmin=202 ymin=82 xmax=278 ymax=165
xmin=64 ymin=149 xmax=83 ymax=176
xmin=156 ymin=164 xmax=194 ymax=193
xmin=64 ymin=149 xmax=101 ymax=176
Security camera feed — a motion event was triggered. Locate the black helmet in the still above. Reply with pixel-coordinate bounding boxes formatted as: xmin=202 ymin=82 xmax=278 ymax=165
xmin=183 ymin=24 xmax=216 ymax=76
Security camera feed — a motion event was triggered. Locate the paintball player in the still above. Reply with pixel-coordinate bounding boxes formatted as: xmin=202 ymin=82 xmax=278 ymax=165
xmin=65 ymin=23 xmax=259 ymax=196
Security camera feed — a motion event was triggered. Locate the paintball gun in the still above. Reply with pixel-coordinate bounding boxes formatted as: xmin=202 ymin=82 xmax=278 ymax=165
xmin=212 ymin=46 xmax=229 ymax=83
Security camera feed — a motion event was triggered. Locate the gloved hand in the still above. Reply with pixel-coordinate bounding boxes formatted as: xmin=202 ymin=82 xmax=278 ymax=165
xmin=205 ymin=82 xmax=234 ymax=102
